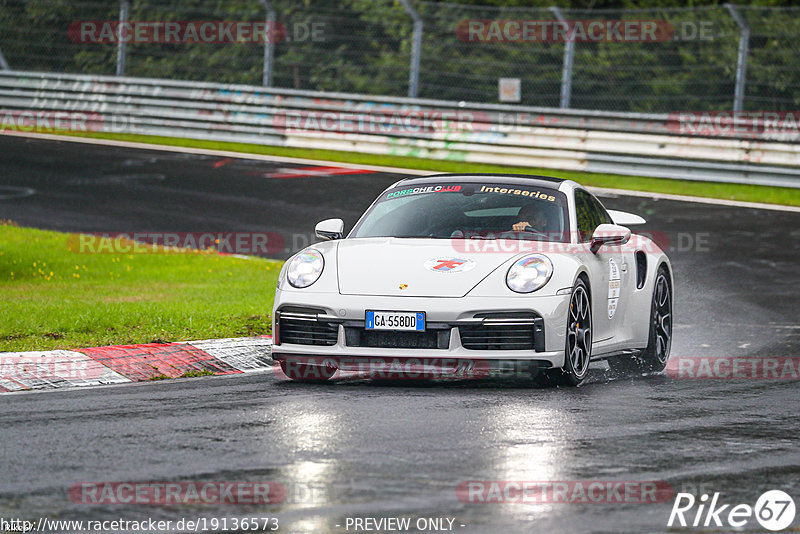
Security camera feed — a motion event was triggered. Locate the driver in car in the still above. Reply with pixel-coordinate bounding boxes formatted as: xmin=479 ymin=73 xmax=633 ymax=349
xmin=512 ymin=205 xmax=548 ymax=232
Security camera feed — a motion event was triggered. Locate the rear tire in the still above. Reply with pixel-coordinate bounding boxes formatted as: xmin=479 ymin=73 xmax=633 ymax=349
xmin=610 ymin=266 xmax=672 ymax=374
xmin=543 ymin=277 xmax=592 ymax=387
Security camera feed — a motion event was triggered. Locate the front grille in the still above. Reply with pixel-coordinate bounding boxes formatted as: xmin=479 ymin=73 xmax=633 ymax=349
xmin=279 ymin=318 xmax=338 ymax=346
xmin=345 ymin=327 xmax=449 ymax=349
xmin=459 ymin=324 xmax=536 ymax=350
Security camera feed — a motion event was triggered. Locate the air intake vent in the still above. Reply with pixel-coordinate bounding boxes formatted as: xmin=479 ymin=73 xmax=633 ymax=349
xmin=458 ymin=315 xmax=544 ymax=351
xmin=459 ymin=325 xmax=535 ymax=350
xmin=279 ymin=318 xmax=338 ymax=346
xmin=636 ymin=250 xmax=647 ymax=289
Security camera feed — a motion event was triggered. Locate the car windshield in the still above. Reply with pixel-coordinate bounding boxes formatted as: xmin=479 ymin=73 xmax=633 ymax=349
xmin=350 ymin=182 xmax=570 ymax=242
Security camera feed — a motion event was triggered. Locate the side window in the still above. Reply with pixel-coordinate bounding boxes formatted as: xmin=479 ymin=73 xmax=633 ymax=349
xmin=590 ymin=195 xmax=613 ymax=226
xmin=575 ymin=190 xmax=604 ymax=242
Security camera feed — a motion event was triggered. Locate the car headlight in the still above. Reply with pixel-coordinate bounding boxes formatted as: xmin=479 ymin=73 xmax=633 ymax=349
xmin=506 ymin=254 xmax=553 ymax=293
xmin=287 ymin=249 xmax=324 ymax=288
xmin=277 ymin=261 xmax=288 ymax=286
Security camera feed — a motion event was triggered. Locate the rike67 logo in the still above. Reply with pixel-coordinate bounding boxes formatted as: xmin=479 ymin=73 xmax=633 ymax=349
xmin=668 ymin=490 xmax=796 ymax=531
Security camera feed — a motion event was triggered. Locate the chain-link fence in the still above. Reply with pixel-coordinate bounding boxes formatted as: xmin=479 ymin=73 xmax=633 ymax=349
xmin=0 ymin=0 xmax=798 ymax=113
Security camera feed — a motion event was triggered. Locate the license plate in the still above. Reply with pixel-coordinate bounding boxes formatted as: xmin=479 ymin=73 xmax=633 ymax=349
xmin=365 ymin=311 xmax=425 ymax=331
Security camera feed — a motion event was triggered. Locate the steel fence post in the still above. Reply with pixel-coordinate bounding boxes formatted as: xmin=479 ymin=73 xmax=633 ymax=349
xmin=0 ymin=46 xmax=9 ymax=70
xmin=116 ymin=0 xmax=129 ymax=76
xmin=399 ymin=0 xmax=422 ymax=98
xmin=725 ymin=4 xmax=749 ymax=112
xmin=260 ymin=0 xmax=276 ymax=87
xmin=549 ymin=6 xmax=574 ymax=109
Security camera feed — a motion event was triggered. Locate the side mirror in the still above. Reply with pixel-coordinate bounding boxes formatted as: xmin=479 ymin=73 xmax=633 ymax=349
xmin=607 ymin=209 xmax=646 ymax=226
xmin=590 ymin=223 xmax=631 ymax=254
xmin=315 ymin=218 xmax=344 ymax=241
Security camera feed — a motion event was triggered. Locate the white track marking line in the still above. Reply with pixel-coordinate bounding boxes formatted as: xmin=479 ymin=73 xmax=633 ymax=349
xmin=2 ymin=130 xmax=798 ymax=212
xmin=589 ymin=186 xmax=800 ymax=213
xmin=0 ymin=131 xmax=430 ymax=175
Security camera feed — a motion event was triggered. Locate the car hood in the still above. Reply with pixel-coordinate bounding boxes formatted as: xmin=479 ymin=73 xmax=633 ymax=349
xmin=336 ymin=238 xmax=514 ymax=297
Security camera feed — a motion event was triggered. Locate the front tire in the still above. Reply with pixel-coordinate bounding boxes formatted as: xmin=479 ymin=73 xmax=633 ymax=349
xmin=544 ymin=277 xmax=592 ymax=387
xmin=610 ymin=266 xmax=672 ymax=374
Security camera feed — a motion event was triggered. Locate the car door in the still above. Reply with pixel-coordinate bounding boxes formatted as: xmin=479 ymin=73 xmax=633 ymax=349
xmin=574 ymin=189 xmax=624 ymax=345
xmin=589 ymin=193 xmax=634 ymax=341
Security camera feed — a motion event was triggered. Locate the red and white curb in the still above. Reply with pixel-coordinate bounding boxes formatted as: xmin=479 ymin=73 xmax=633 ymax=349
xmin=0 ymin=336 xmax=273 ymax=393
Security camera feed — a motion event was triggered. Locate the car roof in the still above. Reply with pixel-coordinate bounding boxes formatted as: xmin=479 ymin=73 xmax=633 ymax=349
xmin=395 ymin=173 xmax=568 ymax=190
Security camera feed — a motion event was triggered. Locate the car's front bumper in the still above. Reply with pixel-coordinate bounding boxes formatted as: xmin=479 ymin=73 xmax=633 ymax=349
xmin=271 ymin=290 xmax=570 ymax=369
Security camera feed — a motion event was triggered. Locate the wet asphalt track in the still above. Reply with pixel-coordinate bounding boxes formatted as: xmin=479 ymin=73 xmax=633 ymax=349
xmin=1 ymin=134 xmax=800 ymax=533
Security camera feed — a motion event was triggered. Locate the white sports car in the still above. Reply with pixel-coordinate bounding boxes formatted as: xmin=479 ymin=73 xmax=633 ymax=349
xmin=272 ymin=174 xmax=673 ymax=386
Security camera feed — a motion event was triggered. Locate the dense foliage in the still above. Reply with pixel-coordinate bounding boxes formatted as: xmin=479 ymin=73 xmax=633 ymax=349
xmin=1 ymin=0 xmax=798 ymax=111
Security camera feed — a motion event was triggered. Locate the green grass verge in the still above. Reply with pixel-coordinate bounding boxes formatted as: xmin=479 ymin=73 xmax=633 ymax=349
xmin=58 ymin=130 xmax=800 ymax=207
xmin=0 ymin=222 xmax=281 ymax=352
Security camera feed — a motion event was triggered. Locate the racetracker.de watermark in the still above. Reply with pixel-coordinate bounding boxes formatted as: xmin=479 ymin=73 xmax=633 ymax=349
xmin=0 ymin=111 xmax=109 ymax=133
xmin=68 ymin=481 xmax=287 ymax=505
xmin=666 ymin=357 xmax=800 ymax=380
xmin=456 ymin=20 xmax=715 ymax=43
xmin=67 ymin=232 xmax=285 ymax=255
xmin=667 ymin=111 xmax=800 ymax=138
xmin=273 ymin=109 xmax=492 ymax=135
xmin=457 ymin=480 xmax=674 ymax=504
xmin=274 ymin=357 xmax=549 ymax=381
xmin=0 ymin=353 xmax=104 ymax=382
xmin=69 ymin=21 xmax=325 ymax=44
xmin=449 ymin=231 xmax=710 ymax=255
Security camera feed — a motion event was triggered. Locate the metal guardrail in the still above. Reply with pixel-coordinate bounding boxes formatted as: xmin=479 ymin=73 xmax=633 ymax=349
xmin=0 ymin=71 xmax=799 ymax=188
